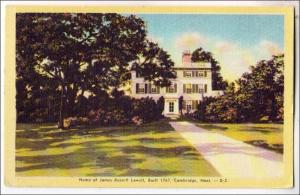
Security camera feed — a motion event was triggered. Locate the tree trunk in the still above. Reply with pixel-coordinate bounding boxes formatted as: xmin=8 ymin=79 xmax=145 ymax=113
xmin=58 ymin=85 xmax=66 ymax=129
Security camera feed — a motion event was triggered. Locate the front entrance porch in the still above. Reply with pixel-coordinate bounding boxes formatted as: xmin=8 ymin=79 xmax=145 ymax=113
xmin=163 ymin=98 xmax=179 ymax=118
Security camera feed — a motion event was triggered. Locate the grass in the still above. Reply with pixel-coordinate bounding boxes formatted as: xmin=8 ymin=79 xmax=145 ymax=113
xmin=195 ymin=123 xmax=283 ymax=153
xmin=16 ymin=120 xmax=219 ymax=177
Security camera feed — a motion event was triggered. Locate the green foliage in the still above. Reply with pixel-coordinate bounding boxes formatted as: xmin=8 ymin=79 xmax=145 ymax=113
xmin=236 ymin=54 xmax=284 ymax=122
xmin=193 ymin=96 xmax=217 ymax=121
xmin=16 ymin=13 xmax=176 ymax=126
xmin=205 ymin=83 xmax=238 ymax=122
xmin=157 ymin=96 xmax=165 ymax=115
xmin=191 ymin=47 xmax=227 ymax=90
xmin=86 ymin=96 xmax=164 ymax=126
xmin=132 ymin=97 xmax=162 ymax=123
xmin=193 ymin=55 xmax=284 ymax=123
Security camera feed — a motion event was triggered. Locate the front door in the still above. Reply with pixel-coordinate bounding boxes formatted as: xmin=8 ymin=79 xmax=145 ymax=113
xmin=169 ymin=101 xmax=174 ymax=113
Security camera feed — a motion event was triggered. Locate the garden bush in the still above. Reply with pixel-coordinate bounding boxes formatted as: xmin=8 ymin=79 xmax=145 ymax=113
xmin=85 ymin=96 xmax=163 ymax=126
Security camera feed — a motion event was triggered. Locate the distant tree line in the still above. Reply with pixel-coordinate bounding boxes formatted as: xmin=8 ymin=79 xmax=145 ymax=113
xmin=16 ymin=13 xmax=176 ymax=128
xmin=193 ymin=54 xmax=284 ymax=123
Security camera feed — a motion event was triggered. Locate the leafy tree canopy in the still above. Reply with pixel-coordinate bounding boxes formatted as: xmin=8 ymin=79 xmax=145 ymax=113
xmin=191 ymin=47 xmax=227 ymax=90
xmin=16 ymin=13 xmax=176 ymax=127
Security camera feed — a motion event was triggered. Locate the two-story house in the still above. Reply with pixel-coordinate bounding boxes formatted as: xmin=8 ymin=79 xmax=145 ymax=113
xmin=131 ymin=51 xmax=223 ymax=117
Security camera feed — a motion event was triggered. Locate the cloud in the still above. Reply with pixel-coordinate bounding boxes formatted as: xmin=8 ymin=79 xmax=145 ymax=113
xmin=208 ymin=40 xmax=253 ymax=82
xmin=214 ymin=41 xmax=238 ymax=53
xmin=175 ymin=32 xmax=208 ymax=50
xmin=256 ymin=40 xmax=283 ymax=57
xmin=214 ymin=40 xmax=283 ymax=82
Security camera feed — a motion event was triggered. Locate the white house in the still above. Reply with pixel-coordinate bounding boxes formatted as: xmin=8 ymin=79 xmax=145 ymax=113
xmin=131 ymin=51 xmax=223 ymax=117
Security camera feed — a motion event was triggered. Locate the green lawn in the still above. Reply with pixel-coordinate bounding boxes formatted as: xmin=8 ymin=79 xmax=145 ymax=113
xmin=16 ymin=120 xmax=219 ymax=177
xmin=195 ymin=123 xmax=283 ymax=153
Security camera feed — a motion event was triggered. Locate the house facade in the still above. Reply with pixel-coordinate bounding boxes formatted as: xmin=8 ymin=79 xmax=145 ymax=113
xmin=131 ymin=51 xmax=223 ymax=117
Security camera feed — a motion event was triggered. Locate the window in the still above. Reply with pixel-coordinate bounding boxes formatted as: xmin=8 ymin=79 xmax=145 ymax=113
xmin=150 ymin=85 xmax=160 ymax=94
xmin=136 ymin=83 xmax=161 ymax=94
xmin=183 ymin=70 xmax=208 ymax=77
xmin=169 ymin=102 xmax=174 ymax=112
xmin=184 ymin=84 xmax=207 ymax=93
xmin=136 ymin=83 xmax=147 ymax=94
xmin=197 ymin=71 xmax=204 ymax=77
xmin=183 ymin=84 xmax=192 ymax=93
xmin=192 ymin=100 xmax=199 ymax=109
xmin=166 ymin=83 xmax=177 ymax=93
xmin=183 ymin=71 xmax=192 ymax=77
xmin=186 ymin=102 xmax=192 ymax=113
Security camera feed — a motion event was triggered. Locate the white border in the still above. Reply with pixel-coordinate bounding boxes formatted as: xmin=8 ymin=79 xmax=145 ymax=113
xmin=1 ymin=1 xmax=299 ymax=194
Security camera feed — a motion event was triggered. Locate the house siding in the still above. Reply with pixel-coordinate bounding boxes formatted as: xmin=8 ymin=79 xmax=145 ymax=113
xmin=131 ymin=51 xmax=223 ymax=117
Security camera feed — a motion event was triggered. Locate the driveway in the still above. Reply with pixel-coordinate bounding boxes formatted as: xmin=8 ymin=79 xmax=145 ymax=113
xmin=169 ymin=121 xmax=283 ymax=178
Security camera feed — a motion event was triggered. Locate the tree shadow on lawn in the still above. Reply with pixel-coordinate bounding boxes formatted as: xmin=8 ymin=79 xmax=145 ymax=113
xmin=245 ymin=140 xmax=283 ymax=154
xmin=122 ymin=145 xmax=202 ymax=160
xmin=16 ymin=147 xmax=144 ymax=173
xmin=198 ymin=124 xmax=228 ymax=131
xmin=16 ymin=121 xmax=199 ymax=176
xmin=238 ymin=126 xmax=280 ymax=134
xmin=16 ymin=142 xmax=194 ymax=176
xmin=16 ymin=121 xmax=175 ymax=151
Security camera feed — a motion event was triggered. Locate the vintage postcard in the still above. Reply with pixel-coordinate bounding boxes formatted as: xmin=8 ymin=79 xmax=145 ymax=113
xmin=4 ymin=5 xmax=295 ymax=188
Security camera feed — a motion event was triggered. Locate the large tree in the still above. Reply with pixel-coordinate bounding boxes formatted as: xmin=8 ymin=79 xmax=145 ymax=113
xmin=16 ymin=13 xmax=176 ymax=128
xmin=236 ymin=54 xmax=284 ymax=122
xmin=193 ymin=54 xmax=284 ymax=123
xmin=191 ymin=47 xmax=227 ymax=90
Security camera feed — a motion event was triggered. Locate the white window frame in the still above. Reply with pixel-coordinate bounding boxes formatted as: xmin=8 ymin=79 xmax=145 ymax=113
xmin=138 ymin=83 xmax=146 ymax=94
xmin=185 ymin=84 xmax=192 ymax=94
xmin=184 ymin=71 xmax=192 ymax=77
xmin=151 ymin=86 xmax=159 ymax=94
xmin=186 ymin=101 xmax=192 ymax=112
xmin=169 ymin=102 xmax=174 ymax=112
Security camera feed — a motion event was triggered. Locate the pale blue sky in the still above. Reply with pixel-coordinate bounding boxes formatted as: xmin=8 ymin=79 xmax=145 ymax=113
xmin=136 ymin=14 xmax=284 ymax=81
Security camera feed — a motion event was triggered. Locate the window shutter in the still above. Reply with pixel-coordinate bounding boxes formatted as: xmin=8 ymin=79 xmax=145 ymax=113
xmin=148 ymin=83 xmax=152 ymax=93
xmin=204 ymin=71 xmax=207 ymax=77
xmin=183 ymin=84 xmax=186 ymax=93
xmin=192 ymin=71 xmax=195 ymax=77
xmin=192 ymin=101 xmax=196 ymax=109
xmin=183 ymin=71 xmax=186 ymax=77
xmin=136 ymin=83 xmax=139 ymax=94
xmin=145 ymin=84 xmax=148 ymax=94
xmin=204 ymin=84 xmax=207 ymax=93
xmin=183 ymin=100 xmax=186 ymax=110
xmin=196 ymin=84 xmax=199 ymax=93
xmin=174 ymin=84 xmax=177 ymax=93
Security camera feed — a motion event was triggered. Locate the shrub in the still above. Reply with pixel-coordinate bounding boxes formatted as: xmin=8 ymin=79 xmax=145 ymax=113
xmin=132 ymin=97 xmax=162 ymax=123
xmin=84 ymin=96 xmax=164 ymax=126
xmin=63 ymin=116 xmax=90 ymax=129
xmin=157 ymin=96 xmax=165 ymax=115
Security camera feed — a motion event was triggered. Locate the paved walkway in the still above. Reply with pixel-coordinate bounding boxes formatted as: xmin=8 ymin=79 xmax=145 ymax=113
xmin=169 ymin=121 xmax=283 ymax=178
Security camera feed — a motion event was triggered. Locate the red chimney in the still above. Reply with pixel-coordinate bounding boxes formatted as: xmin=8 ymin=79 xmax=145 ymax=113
xmin=182 ymin=50 xmax=191 ymax=64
